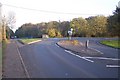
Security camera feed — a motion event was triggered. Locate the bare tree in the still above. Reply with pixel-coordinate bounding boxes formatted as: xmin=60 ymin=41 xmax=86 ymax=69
xmin=7 ymin=11 xmax=16 ymax=30
xmin=6 ymin=11 xmax=16 ymax=39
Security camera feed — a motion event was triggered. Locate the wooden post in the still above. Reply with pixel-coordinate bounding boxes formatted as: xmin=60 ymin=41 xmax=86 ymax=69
xmin=2 ymin=16 xmax=6 ymax=41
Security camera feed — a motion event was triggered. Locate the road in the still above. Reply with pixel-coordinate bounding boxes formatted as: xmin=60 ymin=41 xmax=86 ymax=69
xmin=18 ymin=38 xmax=119 ymax=78
xmin=76 ymin=37 xmax=119 ymax=58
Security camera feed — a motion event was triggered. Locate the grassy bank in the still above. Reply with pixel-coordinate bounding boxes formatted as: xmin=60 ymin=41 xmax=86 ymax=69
xmin=0 ymin=40 xmax=7 ymax=79
xmin=100 ymin=40 xmax=120 ymax=48
xmin=20 ymin=38 xmax=41 ymax=44
xmin=0 ymin=47 xmax=1 ymax=79
xmin=1 ymin=40 xmax=7 ymax=61
xmin=0 ymin=47 xmax=2 ymax=66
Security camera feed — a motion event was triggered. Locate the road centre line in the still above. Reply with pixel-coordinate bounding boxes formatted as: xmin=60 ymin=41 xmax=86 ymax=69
xmin=106 ymin=65 xmax=120 ymax=68
xmin=84 ymin=57 xmax=120 ymax=61
xmin=64 ymin=50 xmax=94 ymax=63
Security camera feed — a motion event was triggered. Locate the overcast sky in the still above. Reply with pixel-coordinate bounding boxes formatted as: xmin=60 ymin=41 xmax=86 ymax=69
xmin=0 ymin=0 xmax=120 ymax=32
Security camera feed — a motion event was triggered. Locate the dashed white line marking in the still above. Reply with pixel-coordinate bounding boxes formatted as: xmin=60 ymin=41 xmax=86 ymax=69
xmin=64 ymin=50 xmax=94 ymax=63
xmin=84 ymin=57 xmax=120 ymax=61
xmin=106 ymin=65 xmax=120 ymax=68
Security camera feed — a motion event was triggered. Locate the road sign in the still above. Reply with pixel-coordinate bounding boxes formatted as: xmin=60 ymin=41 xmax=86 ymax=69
xmin=68 ymin=31 xmax=72 ymax=35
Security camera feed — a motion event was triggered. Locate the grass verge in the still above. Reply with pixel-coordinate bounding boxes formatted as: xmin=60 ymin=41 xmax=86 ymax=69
xmin=20 ymin=38 xmax=41 ymax=44
xmin=2 ymin=40 xmax=7 ymax=62
xmin=0 ymin=47 xmax=2 ymax=69
xmin=100 ymin=40 xmax=120 ymax=48
xmin=0 ymin=47 xmax=1 ymax=80
xmin=0 ymin=47 xmax=2 ymax=63
xmin=0 ymin=40 xmax=7 ymax=79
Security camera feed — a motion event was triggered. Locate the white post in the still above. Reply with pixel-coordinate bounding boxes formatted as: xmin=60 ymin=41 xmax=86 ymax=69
xmin=85 ymin=40 xmax=89 ymax=49
xmin=70 ymin=28 xmax=73 ymax=40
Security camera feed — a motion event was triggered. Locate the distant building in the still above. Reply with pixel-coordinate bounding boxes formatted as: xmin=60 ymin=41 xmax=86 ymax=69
xmin=42 ymin=34 xmax=49 ymax=39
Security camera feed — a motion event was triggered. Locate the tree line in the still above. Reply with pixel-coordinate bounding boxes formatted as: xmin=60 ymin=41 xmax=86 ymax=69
xmin=15 ymin=7 xmax=120 ymax=38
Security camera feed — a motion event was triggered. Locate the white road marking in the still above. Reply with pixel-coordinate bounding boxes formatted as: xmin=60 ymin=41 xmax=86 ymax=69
xmin=55 ymin=44 xmax=60 ymax=48
xmin=88 ymin=47 xmax=104 ymax=54
xmin=106 ymin=65 xmax=120 ymax=68
xmin=84 ymin=57 xmax=120 ymax=61
xmin=64 ymin=50 xmax=76 ymax=56
xmin=64 ymin=50 xmax=94 ymax=63
xmin=28 ymin=40 xmax=41 ymax=44
xmin=81 ymin=57 xmax=94 ymax=63
xmin=16 ymin=42 xmax=30 ymax=78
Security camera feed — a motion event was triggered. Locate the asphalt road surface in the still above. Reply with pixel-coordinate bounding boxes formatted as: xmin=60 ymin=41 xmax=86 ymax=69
xmin=18 ymin=38 xmax=119 ymax=78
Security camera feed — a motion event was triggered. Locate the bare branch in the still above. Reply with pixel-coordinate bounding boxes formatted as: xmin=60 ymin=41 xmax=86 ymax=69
xmin=7 ymin=11 xmax=16 ymax=29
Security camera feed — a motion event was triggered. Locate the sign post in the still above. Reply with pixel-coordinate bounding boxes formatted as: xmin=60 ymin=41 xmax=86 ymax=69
xmin=68 ymin=28 xmax=73 ymax=40
xmin=85 ymin=40 xmax=89 ymax=49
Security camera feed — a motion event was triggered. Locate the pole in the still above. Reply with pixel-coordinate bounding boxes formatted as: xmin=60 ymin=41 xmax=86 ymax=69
xmin=2 ymin=16 xmax=6 ymax=41
xmin=85 ymin=40 xmax=89 ymax=49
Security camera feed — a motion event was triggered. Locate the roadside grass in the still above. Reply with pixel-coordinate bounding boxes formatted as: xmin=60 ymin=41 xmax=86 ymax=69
xmin=2 ymin=40 xmax=7 ymax=59
xmin=20 ymin=38 xmax=41 ymax=44
xmin=0 ymin=40 xmax=7 ymax=79
xmin=100 ymin=40 xmax=120 ymax=48
xmin=0 ymin=47 xmax=2 ymax=66
xmin=0 ymin=47 xmax=1 ymax=79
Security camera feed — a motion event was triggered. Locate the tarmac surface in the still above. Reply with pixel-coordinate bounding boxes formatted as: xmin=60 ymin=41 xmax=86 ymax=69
xmin=2 ymin=40 xmax=26 ymax=78
xmin=2 ymin=38 xmax=120 ymax=78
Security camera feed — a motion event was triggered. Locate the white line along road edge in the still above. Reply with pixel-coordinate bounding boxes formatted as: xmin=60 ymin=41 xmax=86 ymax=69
xmin=64 ymin=50 xmax=94 ymax=63
xmin=16 ymin=41 xmax=30 ymax=78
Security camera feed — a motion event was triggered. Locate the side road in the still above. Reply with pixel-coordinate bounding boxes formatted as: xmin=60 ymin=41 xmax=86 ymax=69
xmin=2 ymin=40 xmax=26 ymax=78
